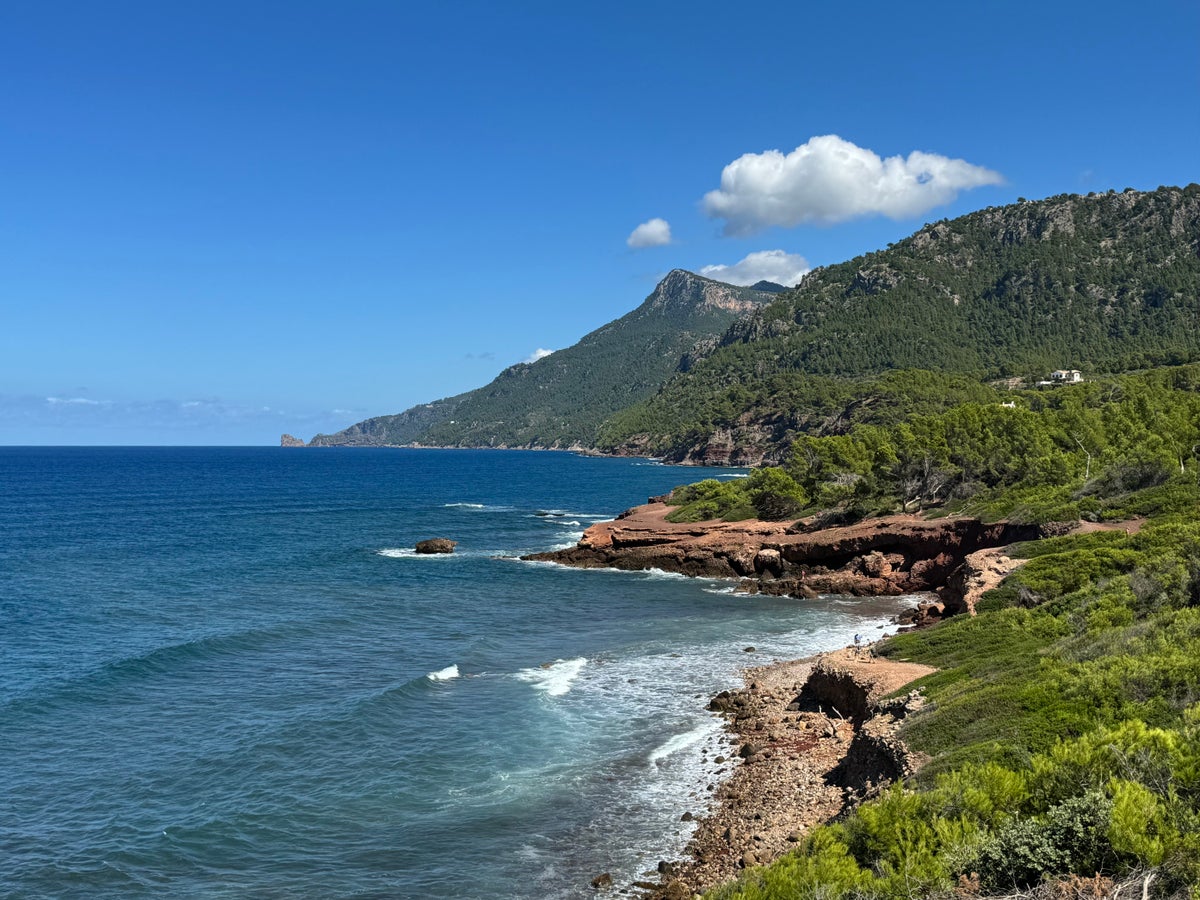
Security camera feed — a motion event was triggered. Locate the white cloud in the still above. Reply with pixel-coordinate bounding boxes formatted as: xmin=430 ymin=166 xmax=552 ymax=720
xmin=626 ymin=217 xmax=672 ymax=248
xmin=700 ymin=249 xmax=811 ymax=287
xmin=702 ymin=134 xmax=1003 ymax=235
xmin=46 ymin=396 xmax=106 ymax=405
xmin=524 ymin=348 xmax=554 ymax=364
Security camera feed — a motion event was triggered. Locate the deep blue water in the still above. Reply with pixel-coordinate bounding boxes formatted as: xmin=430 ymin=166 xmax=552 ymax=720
xmin=0 ymin=448 xmax=908 ymax=899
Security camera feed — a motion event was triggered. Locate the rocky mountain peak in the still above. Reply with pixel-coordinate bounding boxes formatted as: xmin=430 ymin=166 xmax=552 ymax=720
xmin=646 ymin=269 xmax=774 ymax=316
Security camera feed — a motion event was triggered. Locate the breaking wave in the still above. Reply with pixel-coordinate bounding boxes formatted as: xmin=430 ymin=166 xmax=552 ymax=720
xmin=376 ymin=548 xmax=455 ymax=559
xmin=648 ymin=722 xmax=715 ymax=764
xmin=514 ymin=658 xmax=587 ymax=697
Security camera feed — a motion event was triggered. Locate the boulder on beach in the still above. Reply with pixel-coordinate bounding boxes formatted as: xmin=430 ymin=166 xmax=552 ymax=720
xmin=414 ymin=538 xmax=457 ymax=554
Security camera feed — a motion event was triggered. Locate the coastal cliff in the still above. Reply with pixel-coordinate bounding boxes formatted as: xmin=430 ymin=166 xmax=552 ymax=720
xmin=523 ymin=501 xmax=1039 ymax=612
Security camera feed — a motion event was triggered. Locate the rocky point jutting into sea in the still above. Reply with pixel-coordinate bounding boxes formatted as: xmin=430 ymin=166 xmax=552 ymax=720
xmin=523 ymin=499 xmax=1045 ymax=625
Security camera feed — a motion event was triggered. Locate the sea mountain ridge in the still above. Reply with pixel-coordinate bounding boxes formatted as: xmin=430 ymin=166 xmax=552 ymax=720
xmin=305 ymin=270 xmax=782 ymax=449
xmin=295 ymin=185 xmax=1200 ymax=463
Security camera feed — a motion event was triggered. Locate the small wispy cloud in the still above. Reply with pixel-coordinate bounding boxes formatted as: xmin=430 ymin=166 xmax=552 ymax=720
xmin=46 ymin=396 xmax=107 ymax=406
xmin=464 ymin=351 xmax=497 ymax=361
xmin=703 ymin=134 xmax=1003 ymax=235
xmin=3 ymin=391 xmax=366 ymax=444
xmin=524 ymin=348 xmax=554 ymax=364
xmin=626 ymin=217 xmax=672 ymax=248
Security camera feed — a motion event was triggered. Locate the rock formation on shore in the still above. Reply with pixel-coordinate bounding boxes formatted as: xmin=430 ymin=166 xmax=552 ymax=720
xmin=523 ymin=501 xmax=1039 ymax=612
xmin=639 ymin=648 xmax=935 ymax=898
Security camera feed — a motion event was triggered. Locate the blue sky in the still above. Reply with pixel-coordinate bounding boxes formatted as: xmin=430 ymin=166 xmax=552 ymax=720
xmin=2 ymin=0 xmax=1197 ymax=444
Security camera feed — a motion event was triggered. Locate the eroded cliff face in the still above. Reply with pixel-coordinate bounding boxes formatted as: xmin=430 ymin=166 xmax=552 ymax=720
xmin=522 ymin=501 xmax=1040 ymax=605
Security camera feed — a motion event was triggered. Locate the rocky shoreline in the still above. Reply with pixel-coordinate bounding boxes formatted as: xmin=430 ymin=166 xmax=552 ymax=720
xmin=526 ymin=501 xmax=1040 ymax=896
xmin=610 ymin=648 xmax=936 ymax=899
xmin=523 ymin=500 xmax=1042 ymax=625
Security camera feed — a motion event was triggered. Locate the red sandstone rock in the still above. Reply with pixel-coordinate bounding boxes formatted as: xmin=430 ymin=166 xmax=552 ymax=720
xmin=523 ymin=502 xmax=1039 ymax=603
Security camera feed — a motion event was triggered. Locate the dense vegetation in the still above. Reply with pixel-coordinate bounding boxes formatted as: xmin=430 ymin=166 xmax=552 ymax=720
xmin=684 ymin=366 xmax=1200 ymax=897
xmin=309 ymin=271 xmax=777 ymax=448
xmin=666 ymin=365 xmax=1200 ymax=527
xmin=311 ymin=187 xmax=1199 ymax=459
xmin=602 ymin=185 xmax=1200 ymax=462
xmin=599 ymin=369 xmax=1002 ymax=462
xmin=711 ymin=521 xmax=1200 ymax=898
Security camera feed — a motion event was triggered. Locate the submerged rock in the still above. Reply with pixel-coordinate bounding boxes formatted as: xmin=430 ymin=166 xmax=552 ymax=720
xmin=414 ymin=538 xmax=457 ymax=554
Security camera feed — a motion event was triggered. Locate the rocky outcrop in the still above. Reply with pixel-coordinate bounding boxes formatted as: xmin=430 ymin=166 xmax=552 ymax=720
xmin=642 ymin=649 xmax=933 ymax=898
xmin=414 ymin=538 xmax=457 ymax=554
xmin=939 ymin=547 xmax=1029 ymax=616
xmin=523 ymin=501 xmax=1038 ymax=602
xmin=837 ymin=691 xmax=928 ymax=792
xmin=280 ymin=433 xmax=306 ymax=448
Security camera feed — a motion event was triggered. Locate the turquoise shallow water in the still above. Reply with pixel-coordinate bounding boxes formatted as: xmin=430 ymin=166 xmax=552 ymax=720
xmin=0 ymin=447 xmax=908 ymax=899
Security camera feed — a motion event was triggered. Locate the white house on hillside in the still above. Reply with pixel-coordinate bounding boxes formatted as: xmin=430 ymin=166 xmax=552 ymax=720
xmin=1050 ymin=369 xmax=1084 ymax=383
xmin=1037 ymin=369 xmax=1085 ymax=387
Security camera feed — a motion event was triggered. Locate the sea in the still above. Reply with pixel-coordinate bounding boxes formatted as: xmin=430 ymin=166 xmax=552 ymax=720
xmin=0 ymin=447 xmax=910 ymax=899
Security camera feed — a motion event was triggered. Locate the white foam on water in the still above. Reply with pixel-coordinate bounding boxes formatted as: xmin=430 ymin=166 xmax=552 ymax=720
xmin=532 ymin=509 xmax=608 ymax=520
xmin=549 ymin=531 xmax=585 ymax=549
xmin=427 ymin=664 xmax=460 ymax=681
xmin=647 ymin=721 xmax=714 ymax=764
xmin=637 ymin=568 xmax=693 ymax=581
xmin=485 ymin=598 xmax=907 ymax=894
xmin=376 ymin=548 xmax=455 ymax=559
xmin=378 ymin=547 xmax=512 ymax=560
xmin=702 ymin=584 xmax=739 ymax=595
xmin=444 ymin=502 xmax=486 ymax=508
xmin=514 ymin=657 xmax=587 ymax=696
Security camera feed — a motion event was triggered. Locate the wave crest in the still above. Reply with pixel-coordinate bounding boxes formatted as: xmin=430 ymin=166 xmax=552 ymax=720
xmin=376 ymin=548 xmax=454 ymax=559
xmin=648 ymin=722 xmax=715 ymax=764
xmin=514 ymin=657 xmax=587 ymax=697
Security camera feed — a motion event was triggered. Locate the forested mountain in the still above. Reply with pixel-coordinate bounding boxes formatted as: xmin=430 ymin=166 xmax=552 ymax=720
xmin=306 ymin=271 xmax=779 ymax=448
xmin=304 ymin=186 xmax=1200 ymax=458
xmin=598 ymin=185 xmax=1200 ymax=463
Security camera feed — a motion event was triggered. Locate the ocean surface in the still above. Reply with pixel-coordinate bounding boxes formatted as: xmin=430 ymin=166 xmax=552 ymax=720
xmin=0 ymin=447 xmax=910 ymax=899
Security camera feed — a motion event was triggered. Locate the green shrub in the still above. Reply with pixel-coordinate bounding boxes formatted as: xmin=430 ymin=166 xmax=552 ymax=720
xmin=744 ymin=468 xmax=809 ymax=520
xmin=665 ymin=479 xmax=756 ymax=522
xmin=972 ymin=792 xmax=1114 ymax=890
